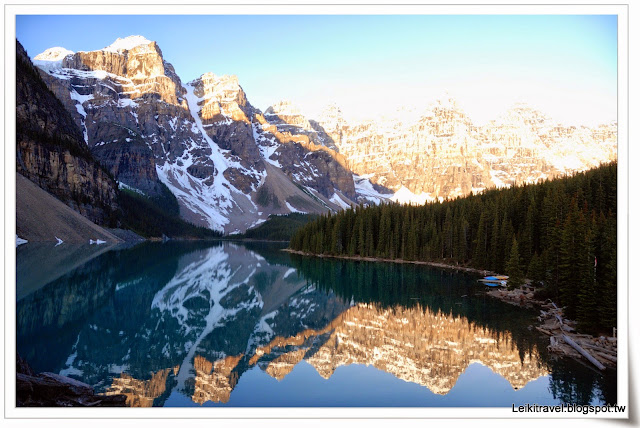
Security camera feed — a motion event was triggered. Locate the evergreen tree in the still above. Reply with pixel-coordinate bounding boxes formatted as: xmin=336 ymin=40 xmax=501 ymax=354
xmin=598 ymin=214 xmax=617 ymax=331
xmin=473 ymin=209 xmax=489 ymax=268
xmin=527 ymin=252 xmax=545 ymax=288
xmin=506 ymin=236 xmax=524 ymax=289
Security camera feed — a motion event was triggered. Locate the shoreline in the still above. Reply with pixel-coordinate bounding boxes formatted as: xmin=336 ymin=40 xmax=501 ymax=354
xmin=284 ymin=248 xmax=616 ymax=370
xmin=282 ymin=249 xmax=497 ymax=276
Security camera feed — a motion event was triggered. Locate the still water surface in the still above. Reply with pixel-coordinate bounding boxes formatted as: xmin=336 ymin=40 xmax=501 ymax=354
xmin=16 ymin=241 xmax=616 ymax=407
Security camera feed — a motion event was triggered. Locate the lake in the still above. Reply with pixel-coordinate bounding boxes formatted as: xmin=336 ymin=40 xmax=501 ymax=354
xmin=16 ymin=241 xmax=617 ymax=407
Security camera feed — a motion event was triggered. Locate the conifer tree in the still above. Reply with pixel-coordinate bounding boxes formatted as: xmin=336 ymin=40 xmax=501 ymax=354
xmin=527 ymin=252 xmax=545 ymax=287
xmin=473 ymin=209 xmax=489 ymax=268
xmin=506 ymin=236 xmax=524 ymax=289
xmin=598 ymin=214 xmax=617 ymax=331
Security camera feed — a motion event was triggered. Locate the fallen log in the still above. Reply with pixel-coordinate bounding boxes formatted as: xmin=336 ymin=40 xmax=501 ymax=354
xmin=562 ymin=334 xmax=606 ymax=370
xmin=582 ymin=343 xmax=617 ymax=356
xmin=536 ymin=327 xmax=553 ymax=336
xmin=593 ymin=352 xmax=617 ymax=364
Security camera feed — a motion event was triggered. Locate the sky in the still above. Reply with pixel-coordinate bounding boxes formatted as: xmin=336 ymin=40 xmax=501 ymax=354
xmin=16 ymin=14 xmax=618 ymax=126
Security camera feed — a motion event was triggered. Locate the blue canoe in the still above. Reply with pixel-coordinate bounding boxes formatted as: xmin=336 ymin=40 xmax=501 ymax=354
xmin=479 ymin=276 xmax=508 ymax=287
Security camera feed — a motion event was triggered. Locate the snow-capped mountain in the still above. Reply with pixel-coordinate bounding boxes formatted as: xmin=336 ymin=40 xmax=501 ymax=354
xmin=30 ymin=35 xmax=616 ymax=232
xmin=32 ymin=36 xmax=388 ymax=233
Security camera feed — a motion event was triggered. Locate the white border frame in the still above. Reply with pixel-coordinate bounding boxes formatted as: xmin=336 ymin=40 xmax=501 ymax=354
xmin=3 ymin=1 xmax=632 ymax=422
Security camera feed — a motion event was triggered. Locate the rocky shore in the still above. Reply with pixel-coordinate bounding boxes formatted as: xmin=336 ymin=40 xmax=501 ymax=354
xmin=486 ymin=285 xmax=617 ymax=370
xmin=16 ymin=354 xmax=126 ymax=407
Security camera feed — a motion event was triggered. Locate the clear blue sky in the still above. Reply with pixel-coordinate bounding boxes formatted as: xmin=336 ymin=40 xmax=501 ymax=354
xmin=16 ymin=15 xmax=617 ymax=125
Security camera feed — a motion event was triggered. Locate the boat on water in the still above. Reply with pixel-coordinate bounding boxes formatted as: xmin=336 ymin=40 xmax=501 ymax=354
xmin=478 ymin=275 xmax=508 ymax=287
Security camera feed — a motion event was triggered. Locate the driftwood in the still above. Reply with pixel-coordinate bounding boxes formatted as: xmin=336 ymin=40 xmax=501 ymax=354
xmin=562 ymin=334 xmax=606 ymax=370
xmin=582 ymin=343 xmax=617 ymax=355
xmin=535 ymin=301 xmax=616 ymax=369
xmin=536 ymin=327 xmax=553 ymax=336
xmin=593 ymin=352 xmax=617 ymax=364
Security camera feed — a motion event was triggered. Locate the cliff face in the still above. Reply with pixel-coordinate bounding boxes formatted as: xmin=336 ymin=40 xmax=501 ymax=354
xmin=318 ymin=99 xmax=617 ymax=203
xmin=16 ymin=41 xmax=119 ymax=225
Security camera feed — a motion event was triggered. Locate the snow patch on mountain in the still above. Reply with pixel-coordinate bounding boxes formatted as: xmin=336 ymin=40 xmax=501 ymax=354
xmin=353 ymin=175 xmax=390 ymax=205
xmin=154 ymin=82 xmax=258 ymax=231
xmin=103 ymin=35 xmax=153 ymax=53
xmin=69 ymin=90 xmax=93 ymax=143
xmin=391 ymin=186 xmax=435 ymax=205
xmin=252 ymin=123 xmax=281 ymax=168
xmin=330 ymin=193 xmax=352 ymax=210
xmin=285 ymin=201 xmax=305 ymax=214
xmin=283 ymin=268 xmax=296 ymax=279
xmin=33 ymin=47 xmax=74 ymax=71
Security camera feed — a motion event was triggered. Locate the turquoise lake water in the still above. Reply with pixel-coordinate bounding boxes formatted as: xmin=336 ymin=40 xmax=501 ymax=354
xmin=16 ymin=241 xmax=616 ymax=407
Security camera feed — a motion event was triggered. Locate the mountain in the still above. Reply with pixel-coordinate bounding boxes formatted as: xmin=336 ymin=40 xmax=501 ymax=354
xmin=17 ymin=40 xmax=119 ymax=226
xmin=317 ymin=98 xmax=617 ymax=203
xmin=32 ymin=36 xmax=388 ymax=234
xmin=30 ymin=35 xmax=616 ymax=233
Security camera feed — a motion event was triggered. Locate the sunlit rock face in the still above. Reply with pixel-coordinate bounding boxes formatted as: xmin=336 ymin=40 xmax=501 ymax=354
xmin=299 ymin=304 xmax=548 ymax=394
xmin=264 ymin=100 xmax=340 ymax=151
xmin=105 ymin=366 xmax=178 ymax=407
xmin=319 ymin=99 xmax=617 ymax=203
xmin=33 ymin=36 xmax=386 ymax=232
xmin=191 ymin=355 xmax=242 ymax=404
xmin=188 ymin=302 xmax=547 ymax=404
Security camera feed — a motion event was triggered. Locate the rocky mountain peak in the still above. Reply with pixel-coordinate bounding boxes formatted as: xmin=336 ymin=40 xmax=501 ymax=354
xmin=266 ymin=99 xmax=298 ymax=114
xmin=33 ymin=47 xmax=75 ymax=72
xmin=33 ymin=46 xmax=74 ymax=61
xmin=496 ymin=103 xmax=549 ymax=127
xmin=319 ymin=103 xmax=345 ymax=124
xmin=16 ymin=40 xmax=119 ymax=225
xmin=189 ymin=72 xmax=250 ymax=122
xmin=265 ymin=100 xmax=312 ymax=131
xmin=35 ymin=36 xmax=185 ymax=107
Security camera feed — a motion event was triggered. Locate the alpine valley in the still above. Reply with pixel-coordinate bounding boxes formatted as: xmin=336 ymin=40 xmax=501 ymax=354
xmin=20 ymin=35 xmax=616 ymax=235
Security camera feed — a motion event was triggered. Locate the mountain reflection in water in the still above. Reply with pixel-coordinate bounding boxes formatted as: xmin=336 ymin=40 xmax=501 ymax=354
xmin=16 ymin=241 xmax=616 ymax=407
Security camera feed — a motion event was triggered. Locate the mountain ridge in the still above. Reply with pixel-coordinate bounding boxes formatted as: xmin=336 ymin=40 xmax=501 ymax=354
xmin=29 ymin=35 xmax=616 ymax=233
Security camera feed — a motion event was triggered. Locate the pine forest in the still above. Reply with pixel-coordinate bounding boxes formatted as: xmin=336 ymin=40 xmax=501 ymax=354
xmin=290 ymin=162 xmax=617 ymax=334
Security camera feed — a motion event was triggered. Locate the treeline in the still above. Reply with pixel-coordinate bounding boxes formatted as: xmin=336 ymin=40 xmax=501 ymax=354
xmin=118 ymin=183 xmax=222 ymax=239
xmin=290 ymin=162 xmax=617 ymax=334
xmin=240 ymin=213 xmax=318 ymax=241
